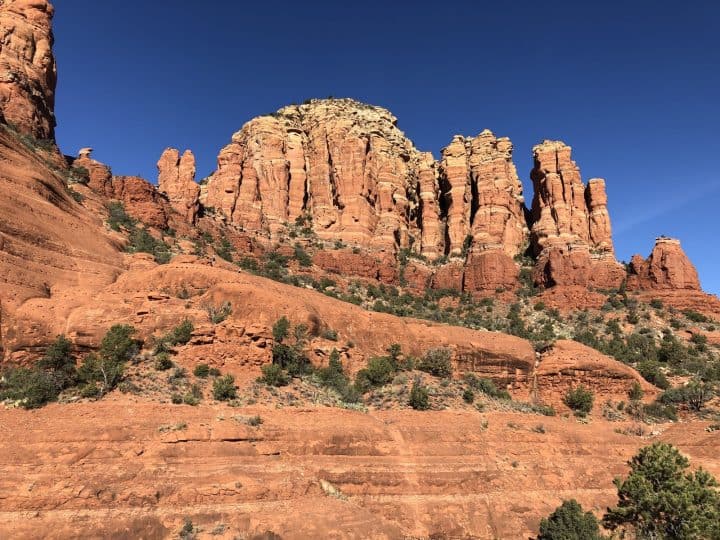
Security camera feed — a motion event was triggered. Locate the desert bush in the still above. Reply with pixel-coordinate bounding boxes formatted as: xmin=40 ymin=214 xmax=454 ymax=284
xmin=418 ymin=347 xmax=453 ymax=378
xmin=260 ymin=364 xmax=290 ymax=387
xmin=212 ymin=375 xmax=237 ymax=401
xmin=0 ymin=368 xmax=57 ymax=409
xmin=354 ymin=356 xmax=396 ymax=393
xmin=408 ymin=379 xmax=430 ymax=410
xmin=106 ymin=201 xmax=135 ymax=231
xmin=193 ymin=363 xmax=210 ymax=378
xmin=154 ymin=353 xmax=173 ymax=371
xmin=563 ymin=385 xmax=594 ymax=416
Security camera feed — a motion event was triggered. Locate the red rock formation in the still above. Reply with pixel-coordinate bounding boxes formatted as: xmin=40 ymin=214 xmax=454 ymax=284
xmin=466 ymin=130 xmax=527 ymax=257
xmin=416 ymin=152 xmax=442 ymax=260
xmin=439 ymin=135 xmax=470 ymax=256
xmin=109 ymin=176 xmax=169 ymax=230
xmin=437 ymin=130 xmax=528 ymax=290
xmin=72 ymin=148 xmax=113 ymax=195
xmin=585 ymin=178 xmax=614 ymax=254
xmin=0 ymin=0 xmax=56 ymax=140
xmin=529 ymin=141 xmax=624 ymax=289
xmin=204 ymin=99 xmax=426 ymax=251
xmin=463 ymin=251 xmax=518 ymax=292
xmin=157 ymin=148 xmax=200 ymax=224
xmin=627 ymin=237 xmax=701 ymax=290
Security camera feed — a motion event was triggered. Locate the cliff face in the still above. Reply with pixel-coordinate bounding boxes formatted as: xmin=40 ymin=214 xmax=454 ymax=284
xmin=0 ymin=0 xmax=56 ymax=140
xmin=529 ymin=141 xmax=624 ymax=289
xmin=203 ymin=99 xmax=423 ymax=251
xmin=628 ymin=237 xmax=701 ymax=290
xmin=157 ymin=148 xmax=200 ymax=224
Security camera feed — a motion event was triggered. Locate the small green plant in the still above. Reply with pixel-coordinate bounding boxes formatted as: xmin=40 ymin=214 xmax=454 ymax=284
xmin=293 ymin=243 xmax=312 ymax=267
xmin=563 ymin=385 xmax=594 ymax=417
xmin=212 ymin=375 xmax=237 ymax=401
xmin=628 ymin=381 xmax=644 ymax=402
xmin=259 ymin=363 xmax=290 ymax=387
xmin=154 ymin=353 xmax=173 ymax=371
xmin=418 ymin=347 xmax=453 ymax=378
xmin=462 ymin=388 xmax=475 ymax=404
xmin=193 ymin=364 xmax=210 ymax=378
xmin=409 ymin=379 xmax=430 ymax=410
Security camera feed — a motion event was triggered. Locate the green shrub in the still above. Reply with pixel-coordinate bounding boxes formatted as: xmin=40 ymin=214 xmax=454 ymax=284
xmin=126 ymin=227 xmax=171 ymax=263
xmin=38 ymin=335 xmax=77 ymax=392
xmin=76 ymin=325 xmax=138 ymax=396
xmin=683 ymin=309 xmax=709 ymax=323
xmin=293 ymin=243 xmax=312 ymax=267
xmin=563 ymin=385 xmax=594 ymax=416
xmin=212 ymin=375 xmax=237 ymax=401
xmin=272 ymin=316 xmax=290 ymax=343
xmin=637 ymin=359 xmax=670 ymax=389
xmin=171 ymin=393 xmax=183 ymax=404
xmin=99 ymin=325 xmax=139 ymax=365
xmin=409 ymin=379 xmax=430 ymax=410
xmin=214 ymin=236 xmax=234 ymax=262
xmin=106 ymin=201 xmax=135 ymax=231
xmin=643 ymin=401 xmax=678 ymax=422
xmin=628 ymin=381 xmax=644 ymax=401
xmin=260 ymin=364 xmax=290 ymax=387
xmin=355 ymin=356 xmax=396 ymax=393
xmin=0 ymin=368 xmax=57 ymax=408
xmin=538 ymin=499 xmax=603 ymax=540
xmin=463 ymin=373 xmax=511 ymax=400
xmin=418 ymin=347 xmax=453 ymax=378
xmin=193 ymin=363 xmax=210 ymax=378
xmin=660 ymin=380 xmax=713 ymax=411
xmin=321 ymin=328 xmax=338 ymax=341
xmin=462 ymin=388 xmax=475 ymax=404
xmin=154 ymin=353 xmax=173 ymax=371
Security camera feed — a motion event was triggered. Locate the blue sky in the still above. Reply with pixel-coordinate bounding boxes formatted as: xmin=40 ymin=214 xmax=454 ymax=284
xmin=53 ymin=1 xmax=720 ymax=294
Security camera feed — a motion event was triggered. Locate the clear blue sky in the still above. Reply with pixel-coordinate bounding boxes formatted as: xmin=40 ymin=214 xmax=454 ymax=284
xmin=53 ymin=1 xmax=720 ymax=294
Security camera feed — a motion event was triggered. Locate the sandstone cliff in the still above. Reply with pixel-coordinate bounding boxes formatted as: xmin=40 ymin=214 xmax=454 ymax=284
xmin=0 ymin=0 xmax=56 ymax=140
xmin=157 ymin=148 xmax=200 ymax=224
xmin=529 ymin=140 xmax=624 ymax=289
xmin=627 ymin=237 xmax=701 ymax=290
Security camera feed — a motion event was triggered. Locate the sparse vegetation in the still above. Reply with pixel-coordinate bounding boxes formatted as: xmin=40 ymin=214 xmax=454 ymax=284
xmin=212 ymin=374 xmax=237 ymax=401
xmin=563 ymin=385 xmax=594 ymax=417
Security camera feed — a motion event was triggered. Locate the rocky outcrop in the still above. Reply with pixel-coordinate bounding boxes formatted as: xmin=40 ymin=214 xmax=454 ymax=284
xmin=627 ymin=237 xmax=701 ymax=290
xmin=0 ymin=0 xmax=56 ymax=140
xmin=109 ymin=176 xmax=169 ymax=230
xmin=72 ymin=148 xmax=113 ymax=195
xmin=204 ymin=99 xmax=423 ymax=250
xmin=157 ymin=148 xmax=200 ymax=224
xmin=529 ymin=141 xmax=623 ymax=289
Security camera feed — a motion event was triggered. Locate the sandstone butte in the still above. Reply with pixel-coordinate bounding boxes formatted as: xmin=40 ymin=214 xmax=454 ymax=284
xmin=1 ymin=1 xmax=720 ymax=539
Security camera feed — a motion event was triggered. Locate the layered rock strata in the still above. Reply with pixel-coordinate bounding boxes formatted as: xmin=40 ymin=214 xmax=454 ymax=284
xmin=0 ymin=0 xmax=56 ymax=140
